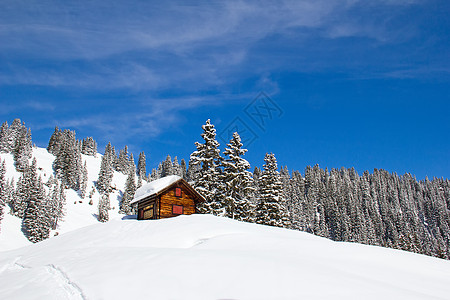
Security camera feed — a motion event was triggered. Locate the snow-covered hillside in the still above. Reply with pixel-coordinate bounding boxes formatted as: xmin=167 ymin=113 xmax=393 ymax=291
xmin=0 ymin=146 xmax=127 ymax=250
xmin=1 ymin=214 xmax=449 ymax=300
xmin=1 ymin=147 xmax=450 ymax=299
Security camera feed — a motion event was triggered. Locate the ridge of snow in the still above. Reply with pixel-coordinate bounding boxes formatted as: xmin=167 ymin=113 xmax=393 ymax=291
xmin=131 ymin=175 xmax=181 ymax=204
xmin=1 ymin=215 xmax=449 ymax=299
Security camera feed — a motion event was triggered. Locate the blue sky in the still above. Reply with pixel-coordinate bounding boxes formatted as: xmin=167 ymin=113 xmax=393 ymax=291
xmin=1 ymin=0 xmax=449 ymax=179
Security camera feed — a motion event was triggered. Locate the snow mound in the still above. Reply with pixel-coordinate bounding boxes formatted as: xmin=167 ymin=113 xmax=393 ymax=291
xmin=1 ymin=214 xmax=449 ymax=300
xmin=131 ymin=175 xmax=181 ymax=204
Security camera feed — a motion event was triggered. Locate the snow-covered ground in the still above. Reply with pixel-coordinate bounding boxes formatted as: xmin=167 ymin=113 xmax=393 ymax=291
xmin=1 ymin=214 xmax=450 ymax=300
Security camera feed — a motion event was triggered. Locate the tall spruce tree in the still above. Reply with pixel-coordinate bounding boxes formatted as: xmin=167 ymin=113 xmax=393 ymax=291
xmin=190 ymin=119 xmax=225 ymax=215
xmin=12 ymin=162 xmax=36 ymax=218
xmin=128 ymin=153 xmax=136 ymax=174
xmin=137 ymin=152 xmax=146 ymax=177
xmin=80 ymin=161 xmax=88 ymax=198
xmin=52 ymin=129 xmax=82 ymax=190
xmin=221 ymin=132 xmax=254 ymax=222
xmin=22 ymin=159 xmax=51 ymax=243
xmin=46 ymin=176 xmax=66 ymax=230
xmin=97 ymin=144 xmax=114 ymax=194
xmin=255 ymin=153 xmax=290 ymax=228
xmin=180 ymin=159 xmax=187 ymax=179
xmin=13 ymin=126 xmax=32 ymax=172
xmin=0 ymin=160 xmax=6 ymax=232
xmin=98 ymin=193 xmax=110 ymax=222
xmin=0 ymin=121 xmax=9 ymax=153
xmin=120 ymin=169 xmax=136 ymax=215
xmin=6 ymin=119 xmax=23 ymax=153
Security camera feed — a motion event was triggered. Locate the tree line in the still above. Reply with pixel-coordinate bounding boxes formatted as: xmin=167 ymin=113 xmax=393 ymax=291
xmin=180 ymin=119 xmax=450 ymax=259
xmin=0 ymin=118 xmax=449 ymax=260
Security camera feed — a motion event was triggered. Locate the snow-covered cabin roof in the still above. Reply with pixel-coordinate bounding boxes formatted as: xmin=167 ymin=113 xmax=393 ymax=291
xmin=131 ymin=175 xmax=182 ymax=204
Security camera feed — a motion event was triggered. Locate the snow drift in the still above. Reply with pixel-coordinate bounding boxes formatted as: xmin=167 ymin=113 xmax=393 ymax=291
xmin=1 ymin=214 xmax=449 ymax=300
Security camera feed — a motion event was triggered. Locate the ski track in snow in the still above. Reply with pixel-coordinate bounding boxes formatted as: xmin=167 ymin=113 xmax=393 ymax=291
xmin=46 ymin=264 xmax=87 ymax=300
xmin=0 ymin=256 xmax=29 ymax=274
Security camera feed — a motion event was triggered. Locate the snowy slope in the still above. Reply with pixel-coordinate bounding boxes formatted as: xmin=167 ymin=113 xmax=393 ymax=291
xmin=0 ymin=147 xmax=129 ymax=250
xmin=1 ymin=215 xmax=450 ymax=300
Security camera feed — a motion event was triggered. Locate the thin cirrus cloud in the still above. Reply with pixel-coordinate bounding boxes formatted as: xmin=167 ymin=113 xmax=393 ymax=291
xmin=46 ymin=95 xmax=225 ymax=145
xmin=0 ymin=0 xmax=425 ymax=92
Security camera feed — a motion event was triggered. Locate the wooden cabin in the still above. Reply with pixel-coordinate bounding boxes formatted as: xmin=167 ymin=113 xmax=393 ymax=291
xmin=131 ymin=175 xmax=205 ymax=220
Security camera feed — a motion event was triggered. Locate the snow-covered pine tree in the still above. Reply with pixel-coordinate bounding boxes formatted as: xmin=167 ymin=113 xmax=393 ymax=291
xmin=172 ymin=156 xmax=182 ymax=177
xmin=11 ymin=163 xmax=34 ymax=218
xmin=0 ymin=160 xmax=6 ymax=232
xmin=0 ymin=121 xmax=9 ymax=153
xmin=180 ymin=159 xmax=187 ymax=179
xmin=221 ymin=132 xmax=255 ymax=222
xmin=53 ymin=129 xmax=82 ymax=190
xmin=97 ymin=144 xmax=114 ymax=194
xmin=115 ymin=146 xmax=130 ymax=173
xmin=98 ymin=193 xmax=110 ymax=222
xmin=5 ymin=119 xmax=23 ymax=153
xmin=137 ymin=173 xmax=143 ymax=189
xmin=120 ymin=169 xmax=136 ymax=215
xmin=137 ymin=151 xmax=146 ymax=188
xmin=81 ymin=137 xmax=97 ymax=156
xmin=13 ymin=125 xmax=32 ymax=172
xmin=22 ymin=159 xmax=51 ymax=243
xmin=46 ymin=177 xmax=60 ymax=230
xmin=161 ymin=154 xmax=173 ymax=177
xmin=190 ymin=119 xmax=225 ymax=215
xmin=150 ymin=167 xmax=160 ymax=181
xmin=80 ymin=161 xmax=88 ymax=198
xmin=128 ymin=153 xmax=136 ymax=174
xmin=255 ymin=153 xmax=290 ymax=228
xmin=47 ymin=126 xmax=61 ymax=155
xmin=280 ymin=166 xmax=291 ymax=210
xmin=186 ymin=157 xmax=200 ymax=184
xmin=58 ymin=182 xmax=66 ymax=221
xmin=6 ymin=178 xmax=14 ymax=203
xmin=137 ymin=152 xmax=146 ymax=176
xmin=288 ymin=170 xmax=306 ymax=230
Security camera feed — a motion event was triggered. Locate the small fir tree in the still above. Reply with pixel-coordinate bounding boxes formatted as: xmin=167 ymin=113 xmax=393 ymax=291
xmin=0 ymin=121 xmax=9 ymax=153
xmin=0 ymin=160 xmax=6 ymax=232
xmin=80 ymin=161 xmax=88 ymax=198
xmin=98 ymin=193 xmax=110 ymax=222
xmin=81 ymin=137 xmax=97 ymax=156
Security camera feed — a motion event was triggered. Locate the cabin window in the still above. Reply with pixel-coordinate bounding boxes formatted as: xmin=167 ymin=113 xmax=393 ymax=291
xmin=175 ymin=187 xmax=182 ymax=197
xmin=143 ymin=204 xmax=154 ymax=219
xmin=172 ymin=204 xmax=183 ymax=215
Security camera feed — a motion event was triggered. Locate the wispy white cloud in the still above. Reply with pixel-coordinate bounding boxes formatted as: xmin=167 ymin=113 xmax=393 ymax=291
xmin=0 ymin=100 xmax=55 ymax=116
xmin=0 ymin=0 xmax=425 ymax=91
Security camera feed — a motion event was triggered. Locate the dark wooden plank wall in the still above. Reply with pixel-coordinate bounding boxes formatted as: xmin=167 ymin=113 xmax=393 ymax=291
xmin=137 ymin=197 xmax=158 ymax=220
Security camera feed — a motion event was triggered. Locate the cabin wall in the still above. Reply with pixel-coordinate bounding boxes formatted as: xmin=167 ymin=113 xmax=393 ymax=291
xmin=159 ymin=187 xmax=196 ymax=219
xmin=137 ymin=197 xmax=158 ymax=220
